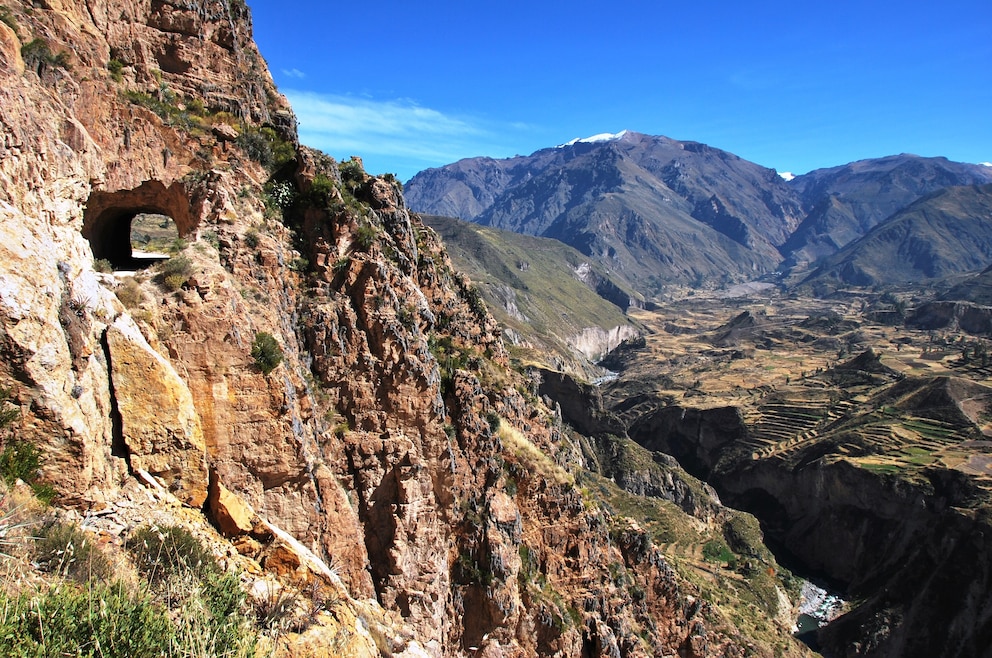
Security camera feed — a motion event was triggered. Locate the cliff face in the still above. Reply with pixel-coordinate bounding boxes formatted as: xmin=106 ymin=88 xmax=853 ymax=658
xmin=0 ymin=2 xmax=807 ymax=656
xmin=628 ymin=397 xmax=992 ymax=658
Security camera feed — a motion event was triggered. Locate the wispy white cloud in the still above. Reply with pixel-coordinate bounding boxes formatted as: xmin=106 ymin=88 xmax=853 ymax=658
xmin=283 ymin=90 xmax=532 ymax=179
xmin=281 ymin=68 xmax=306 ymax=79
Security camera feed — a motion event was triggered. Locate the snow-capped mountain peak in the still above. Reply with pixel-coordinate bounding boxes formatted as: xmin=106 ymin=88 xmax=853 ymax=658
xmin=558 ymin=130 xmax=629 ymax=148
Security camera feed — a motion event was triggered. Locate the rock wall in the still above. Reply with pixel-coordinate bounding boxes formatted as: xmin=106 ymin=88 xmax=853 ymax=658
xmin=907 ymin=300 xmax=992 ymax=335
xmin=629 ymin=402 xmax=992 ymax=658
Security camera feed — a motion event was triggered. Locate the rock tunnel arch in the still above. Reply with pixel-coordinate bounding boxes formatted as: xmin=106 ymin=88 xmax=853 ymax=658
xmin=83 ymin=180 xmax=200 ymax=269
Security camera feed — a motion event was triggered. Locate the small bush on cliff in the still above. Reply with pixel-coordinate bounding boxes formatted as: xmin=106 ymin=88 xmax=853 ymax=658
xmin=237 ymin=126 xmax=295 ymax=172
xmin=21 ymin=38 xmax=70 ymax=75
xmin=355 ymin=221 xmax=378 ymax=251
xmin=263 ymin=180 xmax=297 ymax=216
xmin=35 ymin=520 xmax=114 ymax=583
xmin=0 ymin=6 xmax=19 ymax=36
xmin=251 ymin=332 xmax=283 ymax=375
xmin=107 ymin=57 xmax=124 ymax=82
xmin=298 ymin=174 xmax=334 ymax=208
xmin=115 ymin=277 xmax=145 ymax=309
xmin=157 ymin=253 xmax=192 ymax=292
xmin=127 ymin=524 xmax=217 ymax=583
xmin=0 ymin=440 xmax=56 ymax=504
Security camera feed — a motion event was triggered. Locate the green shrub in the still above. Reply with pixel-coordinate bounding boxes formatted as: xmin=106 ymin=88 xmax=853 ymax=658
xmin=21 ymin=38 xmax=70 ymax=74
xmin=158 ymin=253 xmax=192 ymax=291
xmin=0 ymin=521 xmax=258 ymax=657
xmin=303 ymin=174 xmax=334 ymax=208
xmin=251 ymin=332 xmax=283 ymax=375
xmin=93 ymin=258 xmax=113 ymax=273
xmin=264 ymin=180 xmax=297 ymax=210
xmin=355 ymin=222 xmax=377 ymax=251
xmin=167 ymin=237 xmax=188 ymax=254
xmin=0 ymin=6 xmax=19 ymax=35
xmin=0 ymin=395 xmax=53 ymax=502
xmin=127 ymin=524 xmax=218 ymax=583
xmin=123 ymin=525 xmax=257 ymax=656
xmin=201 ymin=230 xmax=220 ymax=250
xmin=107 ymin=57 xmax=124 ymax=82
xmin=122 ymin=88 xmax=203 ymax=133
xmin=465 ymin=284 xmax=487 ymax=317
xmin=160 ymin=253 xmax=192 ymax=277
xmin=236 ymin=126 xmax=295 ymax=172
xmin=339 ymin=158 xmax=365 ymax=184
xmin=163 ymin=273 xmax=186 ymax=292
xmin=235 ymin=128 xmax=270 ymax=164
xmin=0 ymin=439 xmax=56 ymax=504
xmin=0 ymin=583 xmax=176 ymax=658
xmin=115 ymin=278 xmax=145 ymax=309
xmin=0 ymin=388 xmax=18 ymax=432
xmin=35 ymin=520 xmax=114 ymax=583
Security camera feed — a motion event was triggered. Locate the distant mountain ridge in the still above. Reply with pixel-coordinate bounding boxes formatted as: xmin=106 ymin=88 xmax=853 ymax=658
xmin=406 ymin=133 xmax=992 ymax=295
xmin=409 ymin=131 xmax=805 ymax=292
xmin=784 ymin=155 xmax=992 ymax=266
xmin=801 ymin=183 xmax=992 ymax=290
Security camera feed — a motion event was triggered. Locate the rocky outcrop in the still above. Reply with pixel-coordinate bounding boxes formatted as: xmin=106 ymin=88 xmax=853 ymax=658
xmin=105 ymin=316 xmax=208 ymax=506
xmin=536 ymin=367 xmax=626 ymax=437
xmin=906 ymin=301 xmax=992 ymax=335
xmin=571 ymin=324 xmax=640 ymax=362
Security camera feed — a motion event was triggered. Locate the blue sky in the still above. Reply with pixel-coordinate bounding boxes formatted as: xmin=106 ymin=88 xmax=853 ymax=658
xmin=247 ymin=0 xmax=992 ymax=182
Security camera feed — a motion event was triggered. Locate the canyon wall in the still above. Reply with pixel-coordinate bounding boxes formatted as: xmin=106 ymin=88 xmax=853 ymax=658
xmin=629 ymin=402 xmax=992 ymax=657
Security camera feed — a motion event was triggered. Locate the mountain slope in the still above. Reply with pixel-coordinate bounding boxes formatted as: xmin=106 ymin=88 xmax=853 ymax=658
xmin=407 ymin=131 xmax=805 ymax=292
xmin=941 ymin=263 xmax=992 ymax=304
xmin=783 ymin=156 xmax=992 ymax=266
xmin=422 ymin=215 xmax=641 ymax=371
xmin=801 ymin=183 xmax=992 ymax=289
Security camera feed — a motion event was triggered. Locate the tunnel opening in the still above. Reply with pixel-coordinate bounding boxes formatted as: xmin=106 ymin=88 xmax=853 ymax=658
xmin=129 ymin=213 xmax=179 ymax=268
xmin=83 ymin=180 xmax=200 ymax=271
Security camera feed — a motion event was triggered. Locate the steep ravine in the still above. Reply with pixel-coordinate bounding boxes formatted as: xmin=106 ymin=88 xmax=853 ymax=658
xmin=626 ymin=403 xmax=992 ymax=658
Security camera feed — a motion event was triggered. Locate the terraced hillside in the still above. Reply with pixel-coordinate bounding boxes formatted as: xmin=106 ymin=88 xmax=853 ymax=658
xmin=601 ymin=289 xmax=992 ymax=657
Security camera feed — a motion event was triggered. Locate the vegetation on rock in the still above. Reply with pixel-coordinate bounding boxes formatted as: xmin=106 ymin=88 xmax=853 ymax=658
xmin=251 ymin=331 xmax=283 ymax=375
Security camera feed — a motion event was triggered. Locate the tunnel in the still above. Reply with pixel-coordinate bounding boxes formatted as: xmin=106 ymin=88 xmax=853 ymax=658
xmin=83 ymin=180 xmax=199 ymax=270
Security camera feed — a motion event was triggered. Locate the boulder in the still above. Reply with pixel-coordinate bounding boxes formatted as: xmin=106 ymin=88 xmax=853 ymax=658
xmin=105 ymin=317 xmax=208 ymax=507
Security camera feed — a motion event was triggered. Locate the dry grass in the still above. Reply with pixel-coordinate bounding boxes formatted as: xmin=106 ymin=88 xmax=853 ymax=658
xmin=497 ymin=420 xmax=574 ymax=485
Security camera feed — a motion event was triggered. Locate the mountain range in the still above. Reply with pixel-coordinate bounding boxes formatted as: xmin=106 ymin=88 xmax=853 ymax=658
xmin=405 ymin=131 xmax=992 ymax=295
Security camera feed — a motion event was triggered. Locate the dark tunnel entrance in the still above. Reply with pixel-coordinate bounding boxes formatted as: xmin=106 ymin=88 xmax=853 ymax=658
xmin=130 ymin=214 xmax=178 ymax=263
xmin=83 ymin=180 xmax=199 ymax=271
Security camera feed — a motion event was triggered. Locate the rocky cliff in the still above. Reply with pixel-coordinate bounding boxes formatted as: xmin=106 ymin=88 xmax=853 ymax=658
xmin=624 ymin=370 xmax=992 ymax=658
xmin=0 ymin=1 xmax=809 ymax=656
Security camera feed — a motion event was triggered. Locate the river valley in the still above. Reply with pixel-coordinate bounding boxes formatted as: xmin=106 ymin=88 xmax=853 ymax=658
xmin=593 ymin=290 xmax=992 ymax=657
